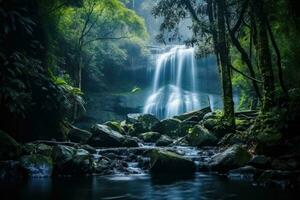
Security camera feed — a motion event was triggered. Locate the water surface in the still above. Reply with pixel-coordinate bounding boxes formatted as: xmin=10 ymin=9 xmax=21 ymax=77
xmin=0 ymin=173 xmax=297 ymax=200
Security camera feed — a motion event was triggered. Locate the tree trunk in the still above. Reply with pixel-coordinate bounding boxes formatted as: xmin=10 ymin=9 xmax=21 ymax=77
xmin=216 ymin=0 xmax=235 ymax=127
xmin=251 ymin=0 xmax=275 ymax=112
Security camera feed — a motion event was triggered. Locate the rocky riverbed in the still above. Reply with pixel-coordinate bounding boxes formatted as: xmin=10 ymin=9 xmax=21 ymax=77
xmin=1 ymin=107 xmax=300 ymax=190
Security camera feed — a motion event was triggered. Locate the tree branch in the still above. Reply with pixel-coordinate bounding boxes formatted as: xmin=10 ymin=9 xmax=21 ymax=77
xmin=230 ymin=64 xmax=263 ymax=83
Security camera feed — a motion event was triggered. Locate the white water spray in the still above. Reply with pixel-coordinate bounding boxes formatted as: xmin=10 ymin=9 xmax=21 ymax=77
xmin=143 ymin=45 xmax=201 ymax=119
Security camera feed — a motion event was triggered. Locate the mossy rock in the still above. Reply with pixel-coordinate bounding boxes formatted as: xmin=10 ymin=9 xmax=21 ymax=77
xmin=149 ymin=149 xmax=196 ymax=173
xmin=156 ymin=135 xmax=173 ymax=146
xmin=152 ymin=118 xmax=181 ymax=138
xmin=178 ymin=121 xmax=197 ymax=137
xmin=186 ymin=125 xmax=218 ymax=147
xmin=20 ymin=154 xmax=53 ymax=177
xmin=174 ymin=107 xmax=211 ymax=121
xmin=209 ymin=145 xmax=251 ymax=172
xmin=88 ymin=124 xmax=125 ymax=147
xmin=126 ymin=114 xmax=159 ymax=135
xmin=138 ymin=132 xmax=161 ymax=143
xmin=68 ymin=127 xmax=92 ymax=144
xmin=52 ymin=145 xmax=76 ymax=166
xmin=104 ymin=121 xmax=125 ymax=134
xmin=22 ymin=143 xmax=53 ymax=157
xmin=0 ymin=130 xmax=21 ymax=161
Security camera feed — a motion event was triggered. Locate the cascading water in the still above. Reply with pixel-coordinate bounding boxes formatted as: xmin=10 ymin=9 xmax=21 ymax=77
xmin=143 ymin=45 xmax=201 ymax=119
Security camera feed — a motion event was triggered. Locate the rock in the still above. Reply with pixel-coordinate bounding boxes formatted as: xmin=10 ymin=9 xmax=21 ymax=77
xmin=68 ymin=149 xmax=93 ymax=174
xmin=186 ymin=125 xmax=217 ymax=147
xmin=0 ymin=130 xmax=21 ymax=160
xmin=122 ymin=137 xmax=140 ymax=147
xmin=152 ymin=118 xmax=181 ymax=138
xmin=138 ymin=132 xmax=161 ymax=143
xmin=209 ymin=145 xmax=251 ymax=172
xmin=178 ymin=121 xmax=197 ymax=137
xmin=248 ymin=155 xmax=271 ymax=168
xmin=68 ymin=127 xmax=92 ymax=144
xmin=22 ymin=143 xmax=52 ymax=157
xmin=228 ymin=165 xmax=261 ymax=181
xmin=156 ymin=135 xmax=173 ymax=146
xmin=126 ymin=113 xmax=159 ymax=134
xmin=52 ymin=145 xmax=76 ymax=168
xmin=20 ymin=154 xmax=53 ymax=177
xmin=174 ymin=107 xmax=211 ymax=121
xmin=52 ymin=145 xmax=93 ymax=175
xmin=258 ymin=170 xmax=300 ymax=189
xmin=104 ymin=121 xmax=125 ymax=134
xmin=0 ymin=161 xmax=23 ymax=180
xmin=149 ymin=149 xmax=196 ymax=173
xmin=203 ymin=118 xmax=219 ymax=130
xmin=218 ymin=133 xmax=245 ymax=146
xmin=88 ymin=124 xmax=125 ymax=147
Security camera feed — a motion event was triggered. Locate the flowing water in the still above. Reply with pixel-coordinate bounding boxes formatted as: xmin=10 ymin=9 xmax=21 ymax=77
xmin=143 ymin=45 xmax=202 ymax=119
xmin=0 ymin=146 xmax=297 ymax=200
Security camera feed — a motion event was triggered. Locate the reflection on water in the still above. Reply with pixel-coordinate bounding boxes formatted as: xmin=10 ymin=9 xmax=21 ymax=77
xmin=0 ymin=173 xmax=297 ymax=200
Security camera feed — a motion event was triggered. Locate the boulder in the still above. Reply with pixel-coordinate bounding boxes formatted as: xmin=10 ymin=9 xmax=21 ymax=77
xmin=122 ymin=137 xmax=140 ymax=147
xmin=152 ymin=118 xmax=181 ymax=138
xmin=68 ymin=127 xmax=92 ymax=143
xmin=20 ymin=154 xmax=53 ymax=177
xmin=23 ymin=143 xmax=53 ymax=157
xmin=174 ymin=107 xmax=211 ymax=121
xmin=52 ymin=145 xmax=75 ymax=167
xmin=88 ymin=124 xmax=125 ymax=147
xmin=149 ymin=149 xmax=196 ymax=173
xmin=68 ymin=149 xmax=93 ymax=174
xmin=178 ymin=121 xmax=197 ymax=137
xmin=0 ymin=130 xmax=21 ymax=160
xmin=156 ymin=135 xmax=173 ymax=146
xmin=138 ymin=132 xmax=161 ymax=143
xmin=126 ymin=113 xmax=159 ymax=134
xmin=209 ymin=145 xmax=251 ymax=172
xmin=218 ymin=133 xmax=245 ymax=146
xmin=203 ymin=118 xmax=219 ymax=130
xmin=104 ymin=121 xmax=125 ymax=134
xmin=52 ymin=145 xmax=93 ymax=175
xmin=186 ymin=125 xmax=217 ymax=147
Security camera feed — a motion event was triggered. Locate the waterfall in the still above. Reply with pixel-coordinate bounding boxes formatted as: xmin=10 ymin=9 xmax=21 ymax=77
xmin=143 ymin=45 xmax=201 ymax=119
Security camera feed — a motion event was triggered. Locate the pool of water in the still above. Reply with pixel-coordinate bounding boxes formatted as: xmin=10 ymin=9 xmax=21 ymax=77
xmin=0 ymin=173 xmax=297 ymax=200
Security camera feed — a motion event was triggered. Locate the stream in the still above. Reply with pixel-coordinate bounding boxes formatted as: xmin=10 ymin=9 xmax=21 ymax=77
xmin=0 ymin=146 xmax=297 ymax=200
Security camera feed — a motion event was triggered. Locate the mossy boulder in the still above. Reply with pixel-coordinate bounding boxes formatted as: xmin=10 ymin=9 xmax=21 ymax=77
xmin=152 ymin=118 xmax=181 ymax=138
xmin=178 ymin=121 xmax=197 ymax=137
xmin=209 ymin=145 xmax=251 ymax=172
xmin=68 ymin=127 xmax=92 ymax=144
xmin=126 ymin=113 xmax=159 ymax=135
xmin=218 ymin=133 xmax=246 ymax=146
xmin=186 ymin=125 xmax=218 ymax=147
xmin=88 ymin=124 xmax=125 ymax=147
xmin=20 ymin=154 xmax=53 ymax=177
xmin=23 ymin=143 xmax=53 ymax=157
xmin=156 ymin=135 xmax=173 ymax=146
xmin=174 ymin=107 xmax=211 ymax=121
xmin=138 ymin=132 xmax=161 ymax=143
xmin=104 ymin=121 xmax=125 ymax=134
xmin=0 ymin=130 xmax=21 ymax=160
xmin=52 ymin=145 xmax=75 ymax=167
xmin=52 ymin=145 xmax=93 ymax=175
xmin=149 ymin=149 xmax=196 ymax=173
xmin=122 ymin=137 xmax=140 ymax=147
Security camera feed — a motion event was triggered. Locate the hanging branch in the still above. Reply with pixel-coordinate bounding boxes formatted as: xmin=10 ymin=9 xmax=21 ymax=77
xmin=230 ymin=64 xmax=263 ymax=83
xmin=266 ymin=19 xmax=288 ymax=98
